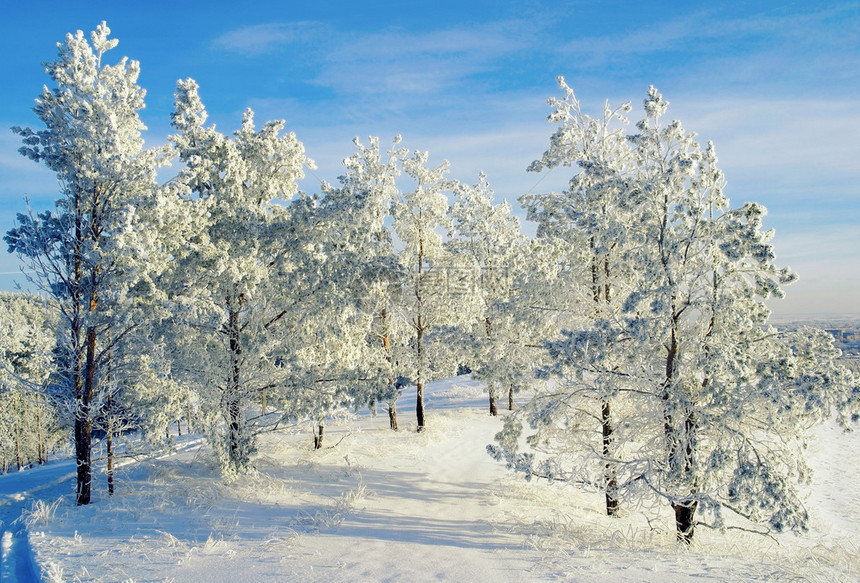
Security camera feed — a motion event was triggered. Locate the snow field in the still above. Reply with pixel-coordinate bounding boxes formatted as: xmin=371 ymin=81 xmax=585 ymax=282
xmin=1 ymin=376 xmax=858 ymax=582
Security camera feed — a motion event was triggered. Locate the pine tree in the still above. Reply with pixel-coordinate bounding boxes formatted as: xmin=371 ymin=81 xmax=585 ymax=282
xmin=491 ymin=84 xmax=858 ymax=543
xmin=392 ymin=150 xmax=458 ymax=431
xmin=0 ymin=293 xmax=62 ymax=472
xmin=518 ymin=77 xmax=639 ymax=515
xmin=448 ymin=173 xmax=527 ymax=416
xmin=623 ymin=86 xmax=857 ymax=541
xmin=163 ymin=79 xmax=316 ymax=473
xmin=318 ymin=136 xmax=410 ymax=430
xmin=5 ymin=23 xmax=161 ymax=504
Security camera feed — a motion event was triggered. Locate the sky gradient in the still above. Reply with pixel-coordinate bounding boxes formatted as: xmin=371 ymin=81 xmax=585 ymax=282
xmin=1 ymin=1 xmax=857 ymax=317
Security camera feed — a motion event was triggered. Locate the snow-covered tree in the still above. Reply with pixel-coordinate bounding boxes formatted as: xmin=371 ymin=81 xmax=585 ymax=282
xmin=5 ymin=23 xmax=162 ymax=504
xmin=622 ymin=86 xmax=857 ymax=541
xmin=519 ymin=77 xmax=639 ymax=515
xmin=491 ymin=84 xmax=858 ymax=544
xmin=319 ymin=137 xmax=488 ymax=433
xmin=318 ymin=136 xmax=410 ymax=430
xmin=162 ymin=79 xmax=318 ymax=472
xmin=392 ymin=150 xmax=461 ymax=431
xmin=448 ymin=173 xmax=528 ymax=415
xmin=0 ymin=293 xmax=64 ymax=472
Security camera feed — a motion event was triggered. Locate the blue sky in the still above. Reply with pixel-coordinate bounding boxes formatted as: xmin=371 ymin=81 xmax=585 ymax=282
xmin=0 ymin=1 xmax=857 ymax=317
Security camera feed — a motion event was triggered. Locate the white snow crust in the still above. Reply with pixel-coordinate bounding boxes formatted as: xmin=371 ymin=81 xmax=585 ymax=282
xmin=1 ymin=376 xmax=858 ymax=582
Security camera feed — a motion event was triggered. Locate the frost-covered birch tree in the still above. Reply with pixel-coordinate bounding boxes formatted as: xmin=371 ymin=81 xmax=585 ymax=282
xmin=491 ymin=84 xmax=858 ymax=544
xmin=5 ymin=23 xmax=162 ymax=504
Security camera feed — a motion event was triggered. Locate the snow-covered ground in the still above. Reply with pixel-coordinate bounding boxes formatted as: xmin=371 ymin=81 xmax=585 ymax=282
xmin=1 ymin=376 xmax=858 ymax=582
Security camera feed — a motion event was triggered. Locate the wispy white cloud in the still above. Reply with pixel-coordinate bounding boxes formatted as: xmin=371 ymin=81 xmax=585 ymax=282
xmin=323 ymin=20 xmax=535 ymax=92
xmin=214 ymin=19 xmax=539 ymax=98
xmin=560 ymin=13 xmax=708 ymax=64
xmin=561 ymin=4 xmax=859 ymax=65
xmin=212 ymin=21 xmax=332 ymax=56
xmin=668 ymin=98 xmax=860 ymax=176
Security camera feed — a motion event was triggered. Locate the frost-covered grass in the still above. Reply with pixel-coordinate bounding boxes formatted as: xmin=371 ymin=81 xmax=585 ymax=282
xmin=20 ymin=497 xmax=63 ymax=529
xmin=1 ymin=375 xmax=858 ymax=582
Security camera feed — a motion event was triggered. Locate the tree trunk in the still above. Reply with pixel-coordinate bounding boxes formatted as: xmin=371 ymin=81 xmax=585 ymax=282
xmin=70 ymin=190 xmax=92 ymax=506
xmin=227 ymin=395 xmax=242 ymax=464
xmin=488 ymin=384 xmax=498 ymax=416
xmin=593 ymin=245 xmax=619 ymax=516
xmin=662 ymin=308 xmax=699 ymax=543
xmin=415 ymin=311 xmax=426 ymax=432
xmin=602 ymin=399 xmax=619 ymax=516
xmin=226 ymin=294 xmax=245 ymax=469
xmin=508 ymin=384 xmax=514 ymax=410
xmin=75 ymin=415 xmax=92 ymax=505
xmin=107 ymin=417 xmax=114 ymax=496
xmin=674 ymin=411 xmax=699 ymax=544
xmin=672 ymin=499 xmax=698 ymax=544
xmin=662 ymin=313 xmax=682 ymax=472
xmin=14 ymin=418 xmax=23 ymax=470
xmin=416 ymin=381 xmax=425 ymax=431
xmin=76 ymin=325 xmax=98 ymax=506
xmin=388 ymin=401 xmax=399 ymax=431
xmin=313 ymin=422 xmax=325 ymax=450
xmin=176 ymin=420 xmax=182 ymax=437
xmin=36 ymin=405 xmax=46 ymax=464
xmin=378 ymin=308 xmax=400 ymax=432
xmin=414 ymin=242 xmax=426 ymax=433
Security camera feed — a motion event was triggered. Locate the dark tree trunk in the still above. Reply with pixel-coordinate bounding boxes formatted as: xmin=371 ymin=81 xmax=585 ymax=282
xmin=14 ymin=418 xmax=23 ymax=470
xmin=602 ymin=399 xmax=619 ymax=516
xmin=414 ymin=244 xmax=426 ymax=433
xmin=488 ymin=384 xmax=498 ymax=416
xmin=415 ymin=312 xmax=426 ymax=432
xmin=483 ymin=318 xmax=498 ymax=417
xmin=674 ymin=412 xmax=699 ymax=543
xmin=416 ymin=382 xmax=425 ymax=431
xmin=313 ymin=423 xmax=324 ymax=449
xmin=76 ymin=326 xmax=98 ymax=506
xmin=36 ymin=406 xmax=46 ymax=464
xmin=227 ymin=394 xmax=242 ymax=464
xmin=508 ymin=384 xmax=514 ymax=410
xmin=673 ymin=499 xmax=698 ymax=544
xmin=226 ymin=293 xmax=245 ymax=468
xmin=76 ymin=199 xmax=101 ymax=502
xmin=105 ymin=387 xmax=114 ymax=495
xmin=379 ymin=308 xmax=398 ymax=432
xmin=592 ymin=245 xmax=619 ymax=516
xmin=70 ymin=191 xmax=92 ymax=506
xmin=388 ymin=401 xmax=399 ymax=431
xmin=662 ymin=307 xmax=699 ymax=544
xmin=75 ymin=415 xmax=92 ymax=505
xmin=107 ymin=418 xmax=114 ymax=496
